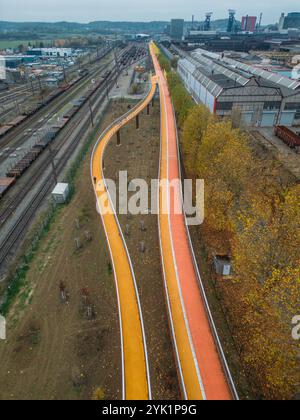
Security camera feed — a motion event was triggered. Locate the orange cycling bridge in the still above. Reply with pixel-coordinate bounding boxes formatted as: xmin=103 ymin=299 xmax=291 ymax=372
xmin=91 ymin=44 xmax=238 ymax=400
xmin=150 ymin=42 xmax=238 ymax=400
xmin=91 ymin=77 xmax=157 ymax=400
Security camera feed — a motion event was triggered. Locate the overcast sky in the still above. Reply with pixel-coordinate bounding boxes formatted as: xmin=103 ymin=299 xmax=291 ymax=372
xmin=0 ymin=0 xmax=298 ymax=24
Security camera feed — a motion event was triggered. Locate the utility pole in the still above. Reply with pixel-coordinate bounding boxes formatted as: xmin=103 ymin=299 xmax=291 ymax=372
xmin=30 ymin=77 xmax=35 ymax=96
xmin=116 ymin=130 xmax=121 ymax=146
xmin=48 ymin=142 xmax=58 ymax=185
xmin=88 ymin=98 xmax=94 ymax=127
xmin=62 ymin=62 xmax=67 ymax=84
xmin=37 ymin=75 xmax=44 ymax=104
xmin=105 ymin=77 xmax=109 ymax=99
xmin=114 ymin=49 xmax=120 ymax=87
xmin=14 ymin=99 xmax=20 ymax=115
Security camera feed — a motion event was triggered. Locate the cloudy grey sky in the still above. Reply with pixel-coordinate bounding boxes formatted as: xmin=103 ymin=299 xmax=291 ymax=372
xmin=0 ymin=0 xmax=298 ymax=24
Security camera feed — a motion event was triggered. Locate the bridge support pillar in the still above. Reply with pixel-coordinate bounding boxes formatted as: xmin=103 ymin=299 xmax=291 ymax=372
xmin=147 ymin=104 xmax=150 ymax=116
xmin=117 ymin=130 xmax=121 ymax=146
xmin=136 ymin=114 xmax=140 ymax=130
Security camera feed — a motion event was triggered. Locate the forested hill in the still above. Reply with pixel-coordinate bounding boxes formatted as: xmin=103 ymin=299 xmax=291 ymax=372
xmin=0 ymin=21 xmax=169 ymax=36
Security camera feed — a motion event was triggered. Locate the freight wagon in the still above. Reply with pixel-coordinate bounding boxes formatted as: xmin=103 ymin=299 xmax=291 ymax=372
xmin=0 ymin=74 xmax=86 ymax=140
xmin=0 ymin=125 xmax=13 ymax=138
xmin=0 ymin=177 xmax=16 ymax=198
xmin=6 ymin=147 xmax=42 ymax=178
xmin=6 ymin=115 xmax=27 ymax=127
xmin=275 ymin=126 xmax=300 ymax=150
xmin=2 ymin=64 xmax=115 ymax=183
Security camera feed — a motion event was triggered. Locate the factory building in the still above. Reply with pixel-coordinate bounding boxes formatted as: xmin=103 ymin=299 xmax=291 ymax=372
xmin=170 ymin=19 xmax=184 ymax=42
xmin=28 ymin=48 xmax=73 ymax=57
xmin=2 ymin=55 xmax=36 ymax=69
xmin=177 ymin=48 xmax=300 ymax=126
xmin=279 ymin=12 xmax=300 ymax=31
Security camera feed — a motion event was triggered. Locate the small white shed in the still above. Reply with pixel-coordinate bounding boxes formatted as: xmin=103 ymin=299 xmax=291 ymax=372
xmin=213 ymin=255 xmax=232 ymax=276
xmin=52 ymin=183 xmax=70 ymax=204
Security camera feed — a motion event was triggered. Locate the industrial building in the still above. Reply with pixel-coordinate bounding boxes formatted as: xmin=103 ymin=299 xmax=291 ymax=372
xmin=279 ymin=12 xmax=300 ymax=31
xmin=170 ymin=19 xmax=184 ymax=42
xmin=3 ymin=55 xmax=36 ymax=69
xmin=28 ymin=48 xmax=73 ymax=57
xmin=241 ymin=16 xmax=257 ymax=33
xmin=177 ymin=48 xmax=300 ymax=126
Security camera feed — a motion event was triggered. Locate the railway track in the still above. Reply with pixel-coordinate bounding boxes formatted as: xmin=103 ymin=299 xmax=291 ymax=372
xmin=0 ymin=96 xmax=29 ymax=119
xmin=0 ymin=49 xmax=148 ymax=268
xmin=0 ymin=67 xmax=118 ymax=228
xmin=0 ymin=46 xmax=146 ymax=167
xmin=0 ymin=84 xmax=32 ymax=100
xmin=0 ymin=71 xmax=118 ymax=267
xmin=0 ymin=49 xmax=106 ymax=104
xmin=0 ymin=45 xmax=142 ymax=155
xmin=0 ymin=47 xmax=117 ymax=153
xmin=0 ymin=107 xmax=16 ymax=120
xmin=0 ymin=87 xmax=32 ymax=104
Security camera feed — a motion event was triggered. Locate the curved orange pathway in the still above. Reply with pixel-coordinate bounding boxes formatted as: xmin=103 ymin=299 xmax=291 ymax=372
xmin=91 ymin=78 xmax=157 ymax=400
xmin=150 ymin=43 xmax=233 ymax=400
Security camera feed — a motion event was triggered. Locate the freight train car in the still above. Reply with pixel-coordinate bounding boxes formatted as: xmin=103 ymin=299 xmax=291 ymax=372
xmin=7 ymin=115 xmax=27 ymax=128
xmin=0 ymin=125 xmax=13 ymax=139
xmin=275 ymin=126 xmax=300 ymax=150
xmin=0 ymin=177 xmax=16 ymax=198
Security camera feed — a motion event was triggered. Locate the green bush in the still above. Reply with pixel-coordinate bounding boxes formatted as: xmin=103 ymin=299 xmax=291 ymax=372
xmin=166 ymin=71 xmax=195 ymax=127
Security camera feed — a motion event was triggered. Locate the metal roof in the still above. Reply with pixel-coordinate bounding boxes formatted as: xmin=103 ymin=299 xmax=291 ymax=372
xmin=192 ymin=48 xmax=300 ymax=91
xmin=179 ymin=46 xmax=299 ymax=99
xmin=222 ymin=57 xmax=300 ymax=90
xmin=52 ymin=183 xmax=69 ymax=195
xmin=178 ymin=58 xmax=223 ymax=97
xmin=191 ymin=51 xmax=249 ymax=86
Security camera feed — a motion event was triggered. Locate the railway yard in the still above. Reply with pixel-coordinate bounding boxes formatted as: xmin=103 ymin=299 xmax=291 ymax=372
xmin=0 ymin=39 xmax=298 ymax=401
xmin=0 ymin=48 xmax=110 ymax=126
xmin=0 ymin=44 xmax=148 ymax=277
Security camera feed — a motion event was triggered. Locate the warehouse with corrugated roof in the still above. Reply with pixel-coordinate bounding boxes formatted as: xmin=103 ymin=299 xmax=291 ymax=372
xmin=177 ymin=48 xmax=300 ymax=126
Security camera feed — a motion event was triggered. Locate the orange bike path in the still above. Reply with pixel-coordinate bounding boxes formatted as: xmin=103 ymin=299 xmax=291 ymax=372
xmin=150 ymin=44 xmax=204 ymax=400
xmin=91 ymin=78 xmax=157 ymax=400
xmin=151 ymin=43 xmax=232 ymax=400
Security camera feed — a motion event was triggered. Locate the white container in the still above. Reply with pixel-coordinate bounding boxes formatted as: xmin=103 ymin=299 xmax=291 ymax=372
xmin=52 ymin=183 xmax=70 ymax=204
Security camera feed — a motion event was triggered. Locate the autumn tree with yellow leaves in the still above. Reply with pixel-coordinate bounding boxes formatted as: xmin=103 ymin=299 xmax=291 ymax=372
xmin=180 ymin=103 xmax=300 ymax=400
